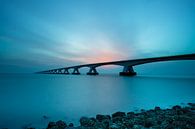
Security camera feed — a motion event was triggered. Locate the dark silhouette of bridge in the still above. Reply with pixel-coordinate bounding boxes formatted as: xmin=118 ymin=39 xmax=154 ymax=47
xmin=38 ymin=53 xmax=195 ymax=76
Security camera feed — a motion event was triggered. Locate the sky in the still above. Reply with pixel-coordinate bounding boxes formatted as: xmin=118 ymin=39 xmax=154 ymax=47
xmin=0 ymin=0 xmax=195 ymax=74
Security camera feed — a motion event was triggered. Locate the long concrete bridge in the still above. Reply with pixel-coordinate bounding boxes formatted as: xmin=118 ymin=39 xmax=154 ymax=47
xmin=38 ymin=53 xmax=195 ymax=76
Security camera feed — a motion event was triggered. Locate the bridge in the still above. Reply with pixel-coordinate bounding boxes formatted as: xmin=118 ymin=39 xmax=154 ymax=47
xmin=38 ymin=53 xmax=195 ymax=76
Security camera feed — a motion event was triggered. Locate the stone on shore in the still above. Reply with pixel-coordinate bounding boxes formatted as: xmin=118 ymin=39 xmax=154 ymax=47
xmin=96 ymin=114 xmax=111 ymax=122
xmin=68 ymin=123 xmax=74 ymax=127
xmin=112 ymin=112 xmax=126 ymax=118
xmin=47 ymin=120 xmax=67 ymax=129
xmin=46 ymin=103 xmax=195 ymax=129
xmin=79 ymin=117 xmax=96 ymax=127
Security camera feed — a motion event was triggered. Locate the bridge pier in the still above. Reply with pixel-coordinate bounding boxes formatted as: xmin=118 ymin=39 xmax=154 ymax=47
xmin=87 ymin=67 xmax=99 ymax=75
xmin=120 ymin=66 xmax=136 ymax=76
xmin=72 ymin=68 xmax=80 ymax=75
xmin=51 ymin=70 xmax=55 ymax=74
xmin=57 ymin=69 xmax=62 ymax=74
xmin=53 ymin=70 xmax=56 ymax=74
xmin=63 ymin=69 xmax=69 ymax=74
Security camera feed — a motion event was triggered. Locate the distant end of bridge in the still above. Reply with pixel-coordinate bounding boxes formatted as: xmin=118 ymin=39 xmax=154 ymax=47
xmin=37 ymin=53 xmax=195 ymax=76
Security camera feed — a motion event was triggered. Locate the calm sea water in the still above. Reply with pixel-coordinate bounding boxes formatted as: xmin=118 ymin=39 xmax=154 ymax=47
xmin=0 ymin=74 xmax=195 ymax=129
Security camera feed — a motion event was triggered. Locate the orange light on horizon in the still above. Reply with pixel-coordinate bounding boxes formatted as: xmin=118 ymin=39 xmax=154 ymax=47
xmin=60 ymin=34 xmax=134 ymax=66
xmin=68 ymin=50 xmax=129 ymax=66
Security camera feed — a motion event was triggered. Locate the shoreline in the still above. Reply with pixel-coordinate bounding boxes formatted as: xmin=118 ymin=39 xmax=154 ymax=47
xmin=22 ymin=103 xmax=195 ymax=129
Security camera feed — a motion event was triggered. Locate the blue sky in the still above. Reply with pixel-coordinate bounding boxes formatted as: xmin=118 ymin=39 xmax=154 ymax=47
xmin=0 ymin=0 xmax=195 ymax=74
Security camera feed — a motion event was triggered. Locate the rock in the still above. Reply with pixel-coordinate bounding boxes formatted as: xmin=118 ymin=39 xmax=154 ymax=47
xmin=66 ymin=127 xmax=76 ymax=129
xmin=96 ymin=114 xmax=111 ymax=122
xmin=110 ymin=123 xmax=120 ymax=129
xmin=79 ymin=117 xmax=96 ymax=127
xmin=164 ymin=124 xmax=174 ymax=129
xmin=188 ymin=103 xmax=195 ymax=107
xmin=183 ymin=106 xmax=191 ymax=112
xmin=127 ymin=112 xmax=135 ymax=118
xmin=133 ymin=124 xmax=146 ymax=129
xmin=172 ymin=105 xmax=182 ymax=110
xmin=44 ymin=104 xmax=195 ymax=129
xmin=154 ymin=106 xmax=161 ymax=111
xmin=146 ymin=109 xmax=156 ymax=117
xmin=157 ymin=120 xmax=162 ymax=125
xmin=112 ymin=112 xmax=126 ymax=118
xmin=144 ymin=119 xmax=153 ymax=128
xmin=79 ymin=117 xmax=89 ymax=127
xmin=47 ymin=122 xmax=56 ymax=129
xmin=123 ymin=121 xmax=134 ymax=128
xmin=112 ymin=116 xmax=123 ymax=123
xmin=56 ymin=120 xmax=67 ymax=129
xmin=188 ymin=103 xmax=195 ymax=110
xmin=102 ymin=119 xmax=110 ymax=129
xmin=46 ymin=121 xmax=67 ymax=129
xmin=68 ymin=123 xmax=74 ymax=127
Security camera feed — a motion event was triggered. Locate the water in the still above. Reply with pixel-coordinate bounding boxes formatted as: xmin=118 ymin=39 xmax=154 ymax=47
xmin=0 ymin=74 xmax=195 ymax=129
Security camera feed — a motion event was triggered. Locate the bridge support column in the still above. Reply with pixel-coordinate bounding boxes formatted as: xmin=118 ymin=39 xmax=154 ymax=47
xmin=72 ymin=68 xmax=80 ymax=75
xmin=120 ymin=66 xmax=136 ymax=76
xmin=51 ymin=70 xmax=55 ymax=74
xmin=63 ymin=69 xmax=69 ymax=74
xmin=57 ymin=69 xmax=62 ymax=74
xmin=54 ymin=70 xmax=57 ymax=74
xmin=87 ymin=67 xmax=99 ymax=75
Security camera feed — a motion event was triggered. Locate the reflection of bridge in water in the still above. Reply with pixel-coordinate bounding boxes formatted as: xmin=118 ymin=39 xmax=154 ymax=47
xmin=38 ymin=54 xmax=195 ymax=76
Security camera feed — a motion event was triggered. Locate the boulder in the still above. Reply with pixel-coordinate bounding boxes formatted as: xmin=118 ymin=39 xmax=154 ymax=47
xmin=172 ymin=105 xmax=182 ymax=110
xmin=112 ymin=116 xmax=123 ymax=123
xmin=79 ymin=117 xmax=96 ymax=127
xmin=133 ymin=125 xmax=146 ymax=129
xmin=188 ymin=103 xmax=195 ymax=110
xmin=112 ymin=112 xmax=126 ymax=118
xmin=68 ymin=123 xmax=74 ymax=127
xmin=47 ymin=122 xmax=56 ymax=129
xmin=144 ymin=119 xmax=153 ymax=128
xmin=102 ymin=119 xmax=110 ymax=129
xmin=56 ymin=120 xmax=67 ymax=129
xmin=110 ymin=123 xmax=120 ymax=129
xmin=188 ymin=103 xmax=195 ymax=107
xmin=154 ymin=106 xmax=161 ymax=111
xmin=127 ymin=112 xmax=135 ymax=118
xmin=96 ymin=114 xmax=111 ymax=122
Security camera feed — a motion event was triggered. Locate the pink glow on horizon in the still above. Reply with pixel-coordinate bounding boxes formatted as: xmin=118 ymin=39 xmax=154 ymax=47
xmin=69 ymin=50 xmax=130 ymax=66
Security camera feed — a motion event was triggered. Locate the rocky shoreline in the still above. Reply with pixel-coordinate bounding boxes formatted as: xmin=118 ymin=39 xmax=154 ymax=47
xmin=8 ymin=103 xmax=195 ymax=129
xmin=43 ymin=103 xmax=195 ymax=129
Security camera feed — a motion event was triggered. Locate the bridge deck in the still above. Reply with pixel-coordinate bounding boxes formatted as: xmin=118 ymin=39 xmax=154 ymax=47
xmin=38 ymin=53 xmax=195 ymax=75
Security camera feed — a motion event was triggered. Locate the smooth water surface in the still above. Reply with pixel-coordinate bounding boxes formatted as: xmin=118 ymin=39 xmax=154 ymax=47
xmin=0 ymin=74 xmax=195 ymax=129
